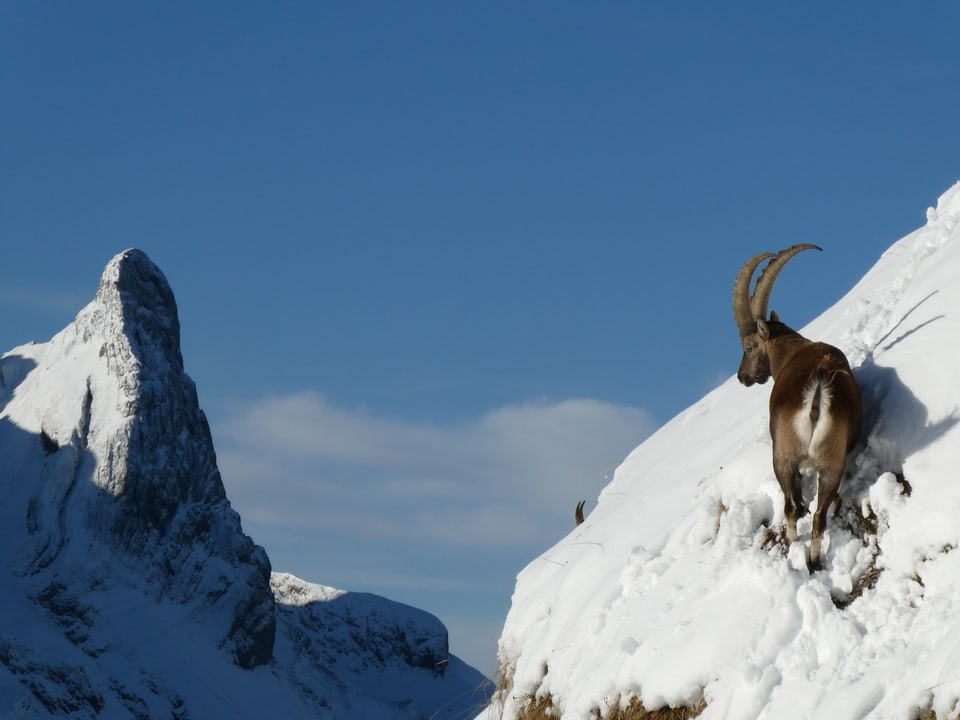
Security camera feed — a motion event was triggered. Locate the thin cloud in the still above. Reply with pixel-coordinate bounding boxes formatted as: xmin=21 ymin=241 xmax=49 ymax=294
xmin=0 ymin=287 xmax=89 ymax=315
xmin=214 ymin=393 xmax=656 ymax=548
xmin=212 ymin=393 xmax=658 ymax=675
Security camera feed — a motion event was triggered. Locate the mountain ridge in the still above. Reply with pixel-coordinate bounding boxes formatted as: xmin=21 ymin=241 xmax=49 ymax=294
xmin=0 ymin=248 xmax=489 ymax=719
xmin=486 ymin=182 xmax=960 ymax=719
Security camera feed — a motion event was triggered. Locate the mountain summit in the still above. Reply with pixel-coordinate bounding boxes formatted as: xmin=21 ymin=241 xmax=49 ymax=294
xmin=487 ymin=182 xmax=960 ymax=720
xmin=0 ymin=249 xmax=488 ymax=719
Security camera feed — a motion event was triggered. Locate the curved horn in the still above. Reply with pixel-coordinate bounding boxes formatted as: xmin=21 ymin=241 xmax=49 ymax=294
xmin=733 ymin=251 xmax=775 ymax=339
xmin=749 ymin=243 xmax=822 ymax=324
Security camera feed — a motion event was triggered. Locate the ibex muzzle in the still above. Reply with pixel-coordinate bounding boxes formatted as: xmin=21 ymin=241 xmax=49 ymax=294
xmin=733 ymin=244 xmax=863 ymax=570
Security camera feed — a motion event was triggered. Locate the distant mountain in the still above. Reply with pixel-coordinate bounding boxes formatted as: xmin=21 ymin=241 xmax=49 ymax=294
xmin=0 ymin=249 xmax=489 ymax=719
xmin=485 ymin=183 xmax=960 ymax=719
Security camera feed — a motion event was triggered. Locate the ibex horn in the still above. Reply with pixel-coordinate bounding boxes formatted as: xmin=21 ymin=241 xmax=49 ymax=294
xmin=733 ymin=251 xmax=775 ymax=339
xmin=733 ymin=244 xmax=822 ymax=339
xmin=750 ymin=244 xmax=822 ymax=325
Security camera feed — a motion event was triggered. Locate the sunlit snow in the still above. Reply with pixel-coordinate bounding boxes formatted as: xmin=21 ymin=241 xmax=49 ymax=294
xmin=485 ymin=182 xmax=960 ymax=720
xmin=0 ymin=249 xmax=490 ymax=720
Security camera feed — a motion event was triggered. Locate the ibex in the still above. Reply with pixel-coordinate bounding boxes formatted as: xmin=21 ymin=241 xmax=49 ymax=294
xmin=734 ymin=244 xmax=862 ymax=570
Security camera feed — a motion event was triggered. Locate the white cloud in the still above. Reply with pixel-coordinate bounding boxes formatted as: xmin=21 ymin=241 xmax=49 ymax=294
xmin=0 ymin=286 xmax=89 ymax=315
xmin=211 ymin=392 xmax=658 ymax=674
xmin=214 ymin=392 xmax=656 ymax=548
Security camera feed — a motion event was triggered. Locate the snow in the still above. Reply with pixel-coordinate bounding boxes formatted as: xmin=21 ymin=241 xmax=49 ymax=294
xmin=0 ymin=249 xmax=491 ymax=719
xmin=485 ymin=182 xmax=960 ymax=719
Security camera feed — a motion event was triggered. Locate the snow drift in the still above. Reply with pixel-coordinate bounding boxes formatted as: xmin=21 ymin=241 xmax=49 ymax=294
xmin=0 ymin=249 xmax=489 ymax=719
xmin=488 ymin=182 xmax=960 ymax=719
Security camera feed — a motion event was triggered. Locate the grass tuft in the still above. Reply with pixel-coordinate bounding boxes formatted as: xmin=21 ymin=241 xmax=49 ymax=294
xmin=503 ymin=690 xmax=706 ymax=720
xmin=606 ymin=696 xmax=707 ymax=720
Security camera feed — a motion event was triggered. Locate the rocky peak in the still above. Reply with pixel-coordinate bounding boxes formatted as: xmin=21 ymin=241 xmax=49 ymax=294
xmin=87 ymin=247 xmax=184 ymax=398
xmin=3 ymin=248 xmax=275 ymax=669
xmin=0 ymin=249 xmax=490 ymax=718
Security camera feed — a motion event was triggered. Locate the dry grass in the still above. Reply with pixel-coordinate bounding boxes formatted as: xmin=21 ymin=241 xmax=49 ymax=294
xmin=606 ymin=696 xmax=707 ymax=720
xmin=829 ymin=492 xmax=884 ymax=609
xmin=505 ymin=691 xmax=706 ymax=720
xmin=832 ymin=561 xmax=883 ymax=610
xmin=503 ymin=683 xmax=941 ymax=720
xmin=513 ymin=694 xmax=553 ymax=720
xmin=492 ymin=663 xmax=705 ymax=720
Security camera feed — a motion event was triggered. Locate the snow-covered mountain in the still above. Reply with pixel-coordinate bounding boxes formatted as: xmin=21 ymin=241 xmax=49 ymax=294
xmin=0 ymin=249 xmax=490 ymax=719
xmin=485 ymin=183 xmax=960 ymax=720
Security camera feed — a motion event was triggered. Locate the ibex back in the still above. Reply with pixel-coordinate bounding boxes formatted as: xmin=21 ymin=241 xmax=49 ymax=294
xmin=733 ymin=244 xmax=862 ymax=570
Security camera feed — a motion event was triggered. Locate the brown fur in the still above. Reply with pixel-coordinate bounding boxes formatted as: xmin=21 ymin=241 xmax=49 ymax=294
xmin=741 ymin=321 xmax=862 ymax=570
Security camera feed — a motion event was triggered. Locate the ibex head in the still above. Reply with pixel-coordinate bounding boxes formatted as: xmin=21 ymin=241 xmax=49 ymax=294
xmin=733 ymin=244 xmax=821 ymax=386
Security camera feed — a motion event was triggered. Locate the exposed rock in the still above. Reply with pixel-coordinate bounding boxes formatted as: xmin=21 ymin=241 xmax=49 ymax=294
xmin=31 ymin=249 xmax=275 ymax=668
xmin=0 ymin=249 xmax=489 ymax=719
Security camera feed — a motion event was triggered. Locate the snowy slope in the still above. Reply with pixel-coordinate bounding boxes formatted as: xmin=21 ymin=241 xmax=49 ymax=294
xmin=486 ymin=182 xmax=960 ymax=720
xmin=0 ymin=249 xmax=490 ymax=719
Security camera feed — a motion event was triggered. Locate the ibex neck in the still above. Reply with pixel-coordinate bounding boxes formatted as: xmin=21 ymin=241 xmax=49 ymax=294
xmin=768 ymin=333 xmax=810 ymax=380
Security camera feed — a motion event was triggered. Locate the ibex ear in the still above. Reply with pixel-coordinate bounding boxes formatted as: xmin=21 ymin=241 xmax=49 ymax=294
xmin=757 ymin=318 xmax=770 ymax=340
xmin=769 ymin=310 xmax=780 ymax=322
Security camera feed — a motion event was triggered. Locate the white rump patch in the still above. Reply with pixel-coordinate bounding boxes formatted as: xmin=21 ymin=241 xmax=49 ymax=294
xmin=793 ymin=376 xmax=834 ymax=462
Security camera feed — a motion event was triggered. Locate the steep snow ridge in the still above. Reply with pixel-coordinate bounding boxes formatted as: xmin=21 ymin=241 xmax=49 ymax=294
xmin=0 ymin=249 xmax=489 ymax=718
xmin=490 ymin=182 xmax=960 ymax=719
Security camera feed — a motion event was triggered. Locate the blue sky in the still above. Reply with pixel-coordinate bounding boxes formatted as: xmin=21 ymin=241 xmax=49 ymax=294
xmin=2 ymin=2 xmax=960 ymax=675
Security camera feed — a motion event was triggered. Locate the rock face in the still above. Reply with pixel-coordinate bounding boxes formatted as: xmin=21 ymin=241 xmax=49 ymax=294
xmin=4 ymin=249 xmax=275 ymax=671
xmin=273 ymin=573 xmax=449 ymax=675
xmin=273 ymin=573 xmax=489 ymax=720
xmin=0 ymin=249 xmax=489 ymax=719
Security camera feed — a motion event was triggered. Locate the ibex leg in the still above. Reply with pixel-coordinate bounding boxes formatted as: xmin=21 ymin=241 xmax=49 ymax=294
xmin=773 ymin=457 xmax=803 ymax=545
xmin=809 ymin=468 xmax=842 ymax=571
